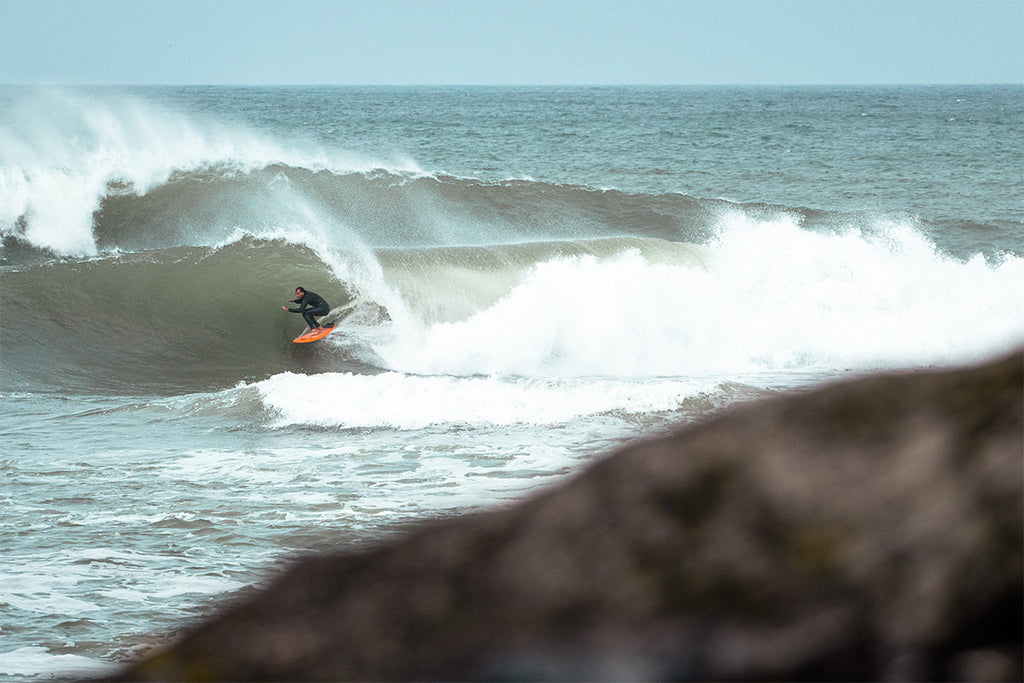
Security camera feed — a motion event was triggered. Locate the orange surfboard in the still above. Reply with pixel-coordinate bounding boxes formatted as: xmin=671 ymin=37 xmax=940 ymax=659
xmin=292 ymin=324 xmax=337 ymax=344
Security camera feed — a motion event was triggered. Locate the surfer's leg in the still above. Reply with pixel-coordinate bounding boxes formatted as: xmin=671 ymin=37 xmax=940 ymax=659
xmin=313 ymin=305 xmax=330 ymax=327
xmin=304 ymin=305 xmax=330 ymax=328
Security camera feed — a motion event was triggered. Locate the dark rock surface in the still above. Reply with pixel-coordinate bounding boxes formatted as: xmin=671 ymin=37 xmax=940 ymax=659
xmin=117 ymin=350 xmax=1023 ymax=682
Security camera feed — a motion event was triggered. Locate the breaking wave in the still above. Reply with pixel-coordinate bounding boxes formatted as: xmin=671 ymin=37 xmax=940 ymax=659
xmin=3 ymin=88 xmax=1022 ymax=395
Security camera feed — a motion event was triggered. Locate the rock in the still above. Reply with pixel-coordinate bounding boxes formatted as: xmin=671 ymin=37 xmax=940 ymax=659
xmin=116 ymin=350 xmax=1023 ymax=682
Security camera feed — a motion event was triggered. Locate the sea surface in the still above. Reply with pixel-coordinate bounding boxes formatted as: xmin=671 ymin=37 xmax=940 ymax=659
xmin=1 ymin=85 xmax=1022 ymax=679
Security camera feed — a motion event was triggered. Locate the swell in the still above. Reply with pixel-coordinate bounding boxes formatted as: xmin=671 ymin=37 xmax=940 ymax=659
xmin=2 ymin=164 xmax=826 ymax=266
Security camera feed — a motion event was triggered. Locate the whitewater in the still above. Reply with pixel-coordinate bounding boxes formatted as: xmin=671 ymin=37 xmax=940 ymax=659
xmin=1 ymin=85 xmax=1022 ymax=679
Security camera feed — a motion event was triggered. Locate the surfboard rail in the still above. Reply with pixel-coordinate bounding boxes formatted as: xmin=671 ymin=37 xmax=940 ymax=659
xmin=292 ymin=325 xmax=336 ymax=343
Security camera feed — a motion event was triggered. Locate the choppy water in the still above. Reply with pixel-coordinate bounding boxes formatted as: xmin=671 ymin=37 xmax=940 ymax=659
xmin=1 ymin=84 xmax=1022 ymax=679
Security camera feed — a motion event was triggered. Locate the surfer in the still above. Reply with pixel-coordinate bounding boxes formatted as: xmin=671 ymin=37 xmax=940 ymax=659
xmin=282 ymin=287 xmax=330 ymax=330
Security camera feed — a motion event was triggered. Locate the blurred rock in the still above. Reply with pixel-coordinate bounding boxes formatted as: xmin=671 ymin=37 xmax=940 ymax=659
xmin=116 ymin=350 xmax=1023 ymax=681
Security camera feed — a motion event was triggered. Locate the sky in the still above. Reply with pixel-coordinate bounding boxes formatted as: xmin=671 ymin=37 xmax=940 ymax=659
xmin=1 ymin=0 xmax=1021 ymax=86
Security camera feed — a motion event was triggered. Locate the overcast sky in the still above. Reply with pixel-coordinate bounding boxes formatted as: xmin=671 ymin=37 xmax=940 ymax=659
xmin=1 ymin=0 xmax=1021 ymax=86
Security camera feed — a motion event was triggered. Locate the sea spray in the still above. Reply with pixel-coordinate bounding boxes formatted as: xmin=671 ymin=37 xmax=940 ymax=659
xmin=0 ymin=89 xmax=272 ymax=255
xmin=0 ymin=88 xmax=421 ymax=257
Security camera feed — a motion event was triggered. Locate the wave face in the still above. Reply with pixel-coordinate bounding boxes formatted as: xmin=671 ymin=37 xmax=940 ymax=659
xmin=1 ymin=239 xmax=353 ymax=392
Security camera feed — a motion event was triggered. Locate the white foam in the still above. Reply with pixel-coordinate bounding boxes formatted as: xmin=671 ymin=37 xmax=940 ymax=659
xmin=142 ymin=574 xmax=243 ymax=599
xmin=377 ymin=213 xmax=1024 ymax=377
xmin=0 ymin=592 xmax=102 ymax=615
xmin=699 ymin=214 xmax=1024 ymax=368
xmin=0 ymin=570 xmax=102 ymax=615
xmin=256 ymin=372 xmax=713 ymax=430
xmin=0 ymin=646 xmax=117 ymax=678
xmin=96 ymin=587 xmax=150 ymax=603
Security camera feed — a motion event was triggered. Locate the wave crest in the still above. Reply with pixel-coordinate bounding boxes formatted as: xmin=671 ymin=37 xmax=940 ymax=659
xmin=0 ymin=88 xmax=420 ymax=258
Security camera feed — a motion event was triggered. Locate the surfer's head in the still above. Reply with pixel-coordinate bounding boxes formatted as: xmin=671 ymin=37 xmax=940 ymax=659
xmin=295 ymin=286 xmax=307 ymax=298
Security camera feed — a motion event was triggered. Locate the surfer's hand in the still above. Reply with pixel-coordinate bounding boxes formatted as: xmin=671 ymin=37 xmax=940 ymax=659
xmin=282 ymin=306 xmax=289 ymax=311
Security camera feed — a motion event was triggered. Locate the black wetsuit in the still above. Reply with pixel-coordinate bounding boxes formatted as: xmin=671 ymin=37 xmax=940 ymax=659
xmin=287 ymin=291 xmax=330 ymax=329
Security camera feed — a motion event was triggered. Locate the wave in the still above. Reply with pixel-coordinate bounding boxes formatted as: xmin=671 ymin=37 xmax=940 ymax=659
xmin=3 ymin=156 xmax=736 ymax=266
xmin=0 ymin=236 xmax=703 ymax=393
xmin=3 ymin=220 xmax=1022 ymax=395
xmin=1 ymin=87 xmax=849 ymax=266
xmin=0 ymin=88 xmax=421 ymax=260
xmin=378 ymin=216 xmax=1024 ymax=378
xmin=3 ymin=89 xmax=1022 ymax=396
xmin=88 ymin=166 xmax=732 ymax=254
xmin=0 ymin=239 xmax=366 ymax=393
xmin=41 ymin=366 xmax=762 ymax=431
xmin=251 ymin=372 xmax=740 ymax=430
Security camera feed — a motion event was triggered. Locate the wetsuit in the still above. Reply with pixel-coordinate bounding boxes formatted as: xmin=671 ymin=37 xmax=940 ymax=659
xmin=286 ymin=291 xmax=330 ymax=329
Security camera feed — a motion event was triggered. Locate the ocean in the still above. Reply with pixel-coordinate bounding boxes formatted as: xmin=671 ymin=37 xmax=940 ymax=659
xmin=1 ymin=84 xmax=1022 ymax=679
